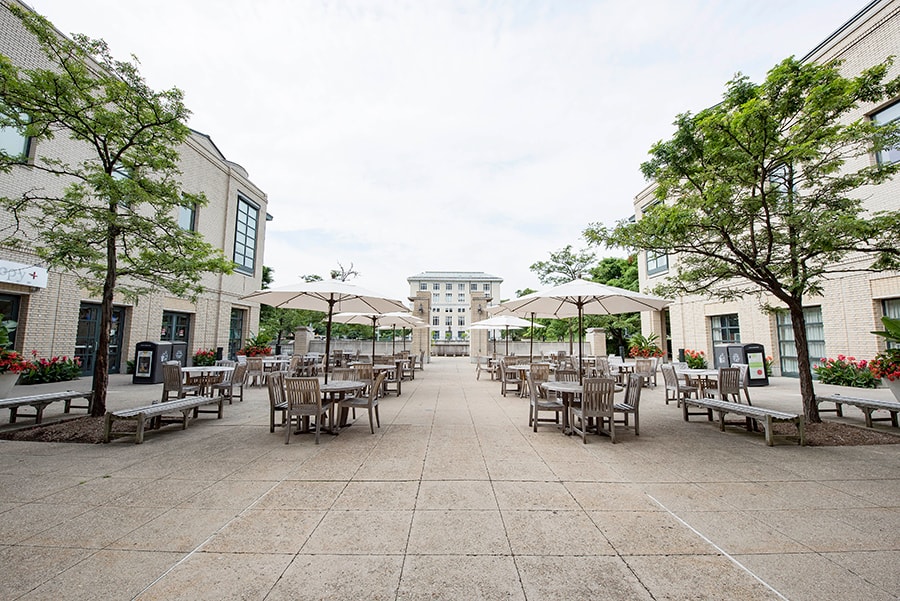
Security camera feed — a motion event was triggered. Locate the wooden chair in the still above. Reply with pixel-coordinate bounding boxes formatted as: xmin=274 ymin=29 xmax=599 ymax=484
xmin=246 ymin=356 xmax=267 ymax=387
xmin=731 ymin=363 xmax=752 ymax=403
xmin=382 ymin=360 xmax=403 ymax=396
xmin=529 ymin=363 xmax=550 ymax=398
xmin=554 ymin=369 xmax=578 ymax=382
xmin=267 ymin=371 xmax=288 ymax=433
xmin=161 ymin=362 xmax=200 ymax=403
xmin=339 ymin=371 xmax=387 ymax=434
xmin=527 ymin=371 xmax=564 ymax=432
xmin=499 ymin=359 xmax=521 ymax=397
xmin=283 ymin=377 xmax=331 ymax=444
xmin=594 ymin=356 xmax=612 ymax=378
xmin=401 ymin=355 xmax=416 ymax=380
xmin=570 ymin=377 xmax=617 ymax=444
xmin=211 ymin=363 xmax=246 ymax=404
xmin=634 ymin=357 xmax=655 ymax=387
xmin=352 ymin=363 xmax=375 ymax=397
xmin=706 ymin=366 xmax=743 ymax=404
xmin=661 ymin=364 xmax=698 ymax=406
xmin=614 ymin=373 xmax=643 ymax=436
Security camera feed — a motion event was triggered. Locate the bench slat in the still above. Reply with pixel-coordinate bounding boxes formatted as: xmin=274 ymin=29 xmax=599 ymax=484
xmin=104 ymin=396 xmax=223 ymax=444
xmin=816 ymin=394 xmax=900 ymax=428
xmin=0 ymin=390 xmax=92 ymax=424
xmin=682 ymin=397 xmax=805 ymax=446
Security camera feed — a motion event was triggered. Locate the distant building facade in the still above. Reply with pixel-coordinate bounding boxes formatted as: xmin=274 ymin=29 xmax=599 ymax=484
xmin=0 ymin=1 xmax=269 ymax=373
xmin=407 ymin=271 xmax=502 ymax=341
xmin=634 ymin=0 xmax=900 ymax=376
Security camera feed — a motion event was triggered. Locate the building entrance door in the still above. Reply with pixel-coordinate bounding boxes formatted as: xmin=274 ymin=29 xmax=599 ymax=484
xmin=76 ymin=303 xmax=125 ymax=375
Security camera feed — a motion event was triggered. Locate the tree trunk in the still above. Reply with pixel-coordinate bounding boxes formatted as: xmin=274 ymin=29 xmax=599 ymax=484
xmin=90 ymin=228 xmax=117 ymax=417
xmin=789 ymin=302 xmax=820 ymax=423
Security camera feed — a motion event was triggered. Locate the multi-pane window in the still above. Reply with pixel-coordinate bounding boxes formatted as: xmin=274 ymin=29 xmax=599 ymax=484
xmin=470 ymin=283 xmax=478 ymax=291
xmin=458 ymin=283 xmax=465 ymax=290
xmin=233 ymin=195 xmax=258 ymax=274
xmin=711 ymin=314 xmax=740 ymax=345
xmin=419 ymin=282 xmax=427 ymax=291
xmin=777 ymin=306 xmax=825 ymax=377
xmin=432 ymin=316 xmax=439 ymax=326
xmin=871 ymin=101 xmax=900 ymax=164
xmin=458 ymin=316 xmax=465 ymax=326
xmin=160 ymin=311 xmax=191 ymax=343
xmin=483 ymin=284 xmax=490 ymax=291
xmin=445 ymin=316 xmax=452 ymax=326
xmin=445 ymin=283 xmax=452 ymax=290
xmin=445 ymin=293 xmax=452 ymax=302
xmin=228 ymin=308 xmax=245 ymax=359
xmin=433 ymin=283 xmax=439 ymax=290
xmin=646 ymin=251 xmax=668 ymax=276
xmin=458 ymin=293 xmax=465 ymax=302
xmin=432 ymin=293 xmax=439 ymax=303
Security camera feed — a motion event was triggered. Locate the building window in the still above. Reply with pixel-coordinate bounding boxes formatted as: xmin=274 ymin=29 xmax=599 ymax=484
xmin=458 ymin=316 xmax=465 ymax=326
xmin=884 ymin=299 xmax=900 ymax=349
xmin=711 ymin=314 xmax=741 ymax=345
xmin=470 ymin=283 xmax=478 ymax=291
xmin=872 ymin=100 xmax=900 ymax=164
xmin=433 ymin=283 xmax=439 ymax=290
xmin=432 ymin=293 xmax=439 ymax=303
xmin=0 ymin=124 xmax=30 ymax=161
xmin=233 ymin=194 xmax=259 ymax=274
xmin=458 ymin=283 xmax=465 ymax=290
xmin=457 ymin=307 xmax=465 ymax=312
xmin=445 ymin=293 xmax=452 ymax=302
xmin=776 ymin=306 xmax=825 ymax=377
xmin=161 ymin=311 xmax=191 ymax=343
xmin=646 ymin=251 xmax=668 ymax=276
xmin=445 ymin=283 xmax=452 ymax=290
xmin=432 ymin=316 xmax=439 ymax=326
xmin=419 ymin=282 xmax=427 ymax=291
xmin=229 ymin=308 xmax=245 ymax=359
xmin=178 ymin=202 xmax=196 ymax=231
xmin=432 ymin=330 xmax=439 ymax=340
xmin=445 ymin=316 xmax=452 ymax=326
xmin=483 ymin=284 xmax=490 ymax=291
xmin=458 ymin=293 xmax=465 ymax=302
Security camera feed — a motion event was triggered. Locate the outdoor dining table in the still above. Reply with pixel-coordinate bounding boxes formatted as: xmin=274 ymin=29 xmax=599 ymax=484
xmin=541 ymin=381 xmax=582 ymax=434
xmin=181 ymin=365 xmax=234 ymax=395
xmin=319 ymin=379 xmax=366 ymax=432
xmin=675 ymin=368 xmax=719 ymax=396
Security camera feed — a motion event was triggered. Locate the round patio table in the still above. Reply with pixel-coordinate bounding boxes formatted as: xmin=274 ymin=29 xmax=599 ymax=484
xmin=320 ymin=380 xmax=366 ymax=432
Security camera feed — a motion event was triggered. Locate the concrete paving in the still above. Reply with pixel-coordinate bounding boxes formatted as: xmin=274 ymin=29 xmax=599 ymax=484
xmin=0 ymin=357 xmax=898 ymax=600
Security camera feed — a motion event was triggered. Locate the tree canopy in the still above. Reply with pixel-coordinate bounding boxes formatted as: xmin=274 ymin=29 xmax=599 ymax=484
xmin=585 ymin=56 xmax=900 ymax=421
xmin=0 ymin=7 xmax=234 ymax=414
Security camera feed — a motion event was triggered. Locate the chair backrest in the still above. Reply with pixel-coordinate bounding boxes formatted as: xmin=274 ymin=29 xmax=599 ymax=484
xmin=731 ymin=363 xmax=750 ymax=387
xmin=288 ymin=355 xmax=303 ymax=375
xmin=718 ymin=367 xmax=741 ymax=396
xmin=581 ymin=378 xmax=616 ymax=416
xmin=232 ymin=362 xmax=248 ymax=385
xmin=369 ymin=371 xmax=388 ymax=403
xmin=162 ymin=363 xmax=183 ymax=394
xmin=622 ymin=373 xmax=643 ymax=409
xmin=353 ymin=363 xmax=373 ymax=383
xmin=661 ymin=363 xmax=678 ymax=391
xmin=526 ymin=371 xmax=538 ymax=403
xmin=555 ymin=369 xmax=578 ymax=382
xmin=267 ymin=371 xmax=285 ymax=408
xmin=247 ymin=356 xmax=264 ymax=372
xmin=530 ymin=363 xmax=550 ymax=383
xmin=332 ymin=367 xmax=355 ymax=381
xmin=635 ymin=357 xmax=654 ymax=374
xmin=215 ymin=359 xmax=236 ymax=368
xmin=235 ymin=354 xmax=247 ymax=364
xmin=595 ymin=356 xmax=611 ymax=378
xmin=284 ymin=377 xmax=321 ymax=410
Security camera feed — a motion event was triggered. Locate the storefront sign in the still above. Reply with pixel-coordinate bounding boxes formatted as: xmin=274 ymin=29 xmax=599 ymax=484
xmin=0 ymin=260 xmax=48 ymax=289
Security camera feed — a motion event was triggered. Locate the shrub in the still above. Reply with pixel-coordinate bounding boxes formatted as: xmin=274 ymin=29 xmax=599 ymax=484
xmin=813 ymin=355 xmax=877 ymax=388
xmin=869 ymin=348 xmax=900 ymax=382
xmin=192 ymin=348 xmax=217 ymax=367
xmin=683 ymin=349 xmax=706 ymax=369
xmin=628 ymin=333 xmax=664 ymax=358
xmin=19 ymin=352 xmax=81 ymax=385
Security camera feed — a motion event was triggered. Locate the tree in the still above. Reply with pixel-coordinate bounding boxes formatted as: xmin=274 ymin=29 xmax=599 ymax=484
xmin=529 ymin=245 xmax=596 ymax=285
xmin=0 ymin=7 xmax=233 ymax=415
xmin=586 ymin=256 xmax=641 ymax=354
xmin=585 ymin=57 xmax=900 ymax=422
xmin=258 ymin=266 xmax=310 ymax=351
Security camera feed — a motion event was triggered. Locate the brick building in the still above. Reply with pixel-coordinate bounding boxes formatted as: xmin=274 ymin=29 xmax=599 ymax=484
xmin=0 ymin=1 xmax=268 ymax=373
xmin=634 ymin=0 xmax=900 ymax=376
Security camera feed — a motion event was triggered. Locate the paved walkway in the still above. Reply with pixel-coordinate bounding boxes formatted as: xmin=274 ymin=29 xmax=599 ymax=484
xmin=0 ymin=358 xmax=898 ymax=600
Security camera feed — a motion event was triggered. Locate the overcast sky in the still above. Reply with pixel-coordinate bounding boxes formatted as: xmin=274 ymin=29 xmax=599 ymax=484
xmin=32 ymin=0 xmax=865 ymax=303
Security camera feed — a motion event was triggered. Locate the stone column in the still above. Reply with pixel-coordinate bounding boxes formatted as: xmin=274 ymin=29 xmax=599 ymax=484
xmin=468 ymin=292 xmax=491 ymax=361
xmin=586 ymin=327 xmax=607 ymax=356
xmin=292 ymin=326 xmax=315 ymax=355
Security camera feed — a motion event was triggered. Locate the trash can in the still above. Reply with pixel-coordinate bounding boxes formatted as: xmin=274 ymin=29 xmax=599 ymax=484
xmin=713 ymin=345 xmax=731 ymax=369
xmin=132 ymin=341 xmax=173 ymax=384
xmin=171 ymin=341 xmax=188 ymax=366
xmin=727 ymin=343 xmax=769 ymax=386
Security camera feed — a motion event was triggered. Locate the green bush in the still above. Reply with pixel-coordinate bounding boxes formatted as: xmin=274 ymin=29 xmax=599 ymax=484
xmin=813 ymin=355 xmax=877 ymax=388
xmin=19 ymin=353 xmax=82 ymax=385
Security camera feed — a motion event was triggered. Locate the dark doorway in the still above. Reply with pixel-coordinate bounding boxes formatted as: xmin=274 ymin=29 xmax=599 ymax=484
xmin=76 ymin=303 xmax=125 ymax=375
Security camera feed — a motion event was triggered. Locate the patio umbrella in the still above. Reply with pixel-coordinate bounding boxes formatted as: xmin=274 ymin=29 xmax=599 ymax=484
xmin=469 ymin=314 xmax=544 ymax=356
xmin=499 ymin=278 xmax=672 ymax=382
xmin=375 ymin=312 xmax=425 ymax=354
xmin=335 ymin=311 xmax=423 ymax=358
xmin=240 ymin=280 xmax=407 ymax=382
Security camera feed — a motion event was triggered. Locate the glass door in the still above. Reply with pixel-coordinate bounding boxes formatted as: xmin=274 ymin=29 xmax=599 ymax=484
xmin=76 ymin=303 xmax=125 ymax=375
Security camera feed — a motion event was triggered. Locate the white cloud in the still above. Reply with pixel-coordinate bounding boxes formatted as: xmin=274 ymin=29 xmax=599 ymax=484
xmin=32 ymin=0 xmax=865 ymax=301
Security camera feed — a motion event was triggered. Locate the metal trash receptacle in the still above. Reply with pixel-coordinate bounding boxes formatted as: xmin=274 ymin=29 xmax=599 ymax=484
xmin=712 ymin=345 xmax=731 ymax=369
xmin=171 ymin=341 xmax=188 ymax=366
xmin=132 ymin=341 xmax=173 ymax=384
xmin=727 ymin=343 xmax=769 ymax=386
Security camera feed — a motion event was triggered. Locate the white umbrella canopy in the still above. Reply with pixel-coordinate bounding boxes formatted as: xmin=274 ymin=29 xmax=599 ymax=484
xmin=240 ymin=280 xmax=408 ymax=382
xmin=499 ymin=278 xmax=672 ymax=380
xmin=470 ymin=315 xmax=544 ymax=356
xmin=333 ymin=311 xmax=424 ymax=357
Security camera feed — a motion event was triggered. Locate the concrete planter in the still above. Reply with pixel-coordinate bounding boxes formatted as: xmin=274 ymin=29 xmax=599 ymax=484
xmin=883 ymin=377 xmax=900 ymax=402
xmin=0 ymin=371 xmax=19 ymax=399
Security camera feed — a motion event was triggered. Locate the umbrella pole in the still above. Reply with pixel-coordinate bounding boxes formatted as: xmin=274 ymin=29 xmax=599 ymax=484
xmin=529 ymin=312 xmax=535 ymax=361
xmin=371 ymin=316 xmax=377 ymax=360
xmin=324 ymin=299 xmax=335 ymax=384
xmin=505 ymin=326 xmax=510 ymax=356
xmin=578 ymin=304 xmax=584 ymax=384
xmin=391 ymin=326 xmax=396 ymax=354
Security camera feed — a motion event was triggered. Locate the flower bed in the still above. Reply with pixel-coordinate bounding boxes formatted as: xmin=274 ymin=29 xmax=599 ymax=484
xmin=813 ymin=355 xmax=877 ymax=388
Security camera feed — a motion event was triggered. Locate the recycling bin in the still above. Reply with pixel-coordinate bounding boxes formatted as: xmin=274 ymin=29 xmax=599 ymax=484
xmin=727 ymin=343 xmax=769 ymax=386
xmin=712 ymin=345 xmax=731 ymax=369
xmin=132 ymin=341 xmax=173 ymax=384
xmin=171 ymin=341 xmax=188 ymax=366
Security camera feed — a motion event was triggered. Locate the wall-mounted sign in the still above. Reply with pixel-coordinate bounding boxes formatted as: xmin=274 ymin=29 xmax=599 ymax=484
xmin=0 ymin=260 xmax=49 ymax=289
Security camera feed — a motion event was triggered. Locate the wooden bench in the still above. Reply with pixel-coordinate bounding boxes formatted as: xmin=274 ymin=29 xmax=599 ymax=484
xmin=816 ymin=394 xmax=900 ymax=428
xmin=682 ymin=397 xmax=805 ymax=446
xmin=0 ymin=390 xmax=92 ymax=424
xmin=103 ymin=395 xmax=224 ymax=444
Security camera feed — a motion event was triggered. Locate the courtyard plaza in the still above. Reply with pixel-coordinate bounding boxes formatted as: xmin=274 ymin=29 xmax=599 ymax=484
xmin=0 ymin=357 xmax=898 ymax=600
